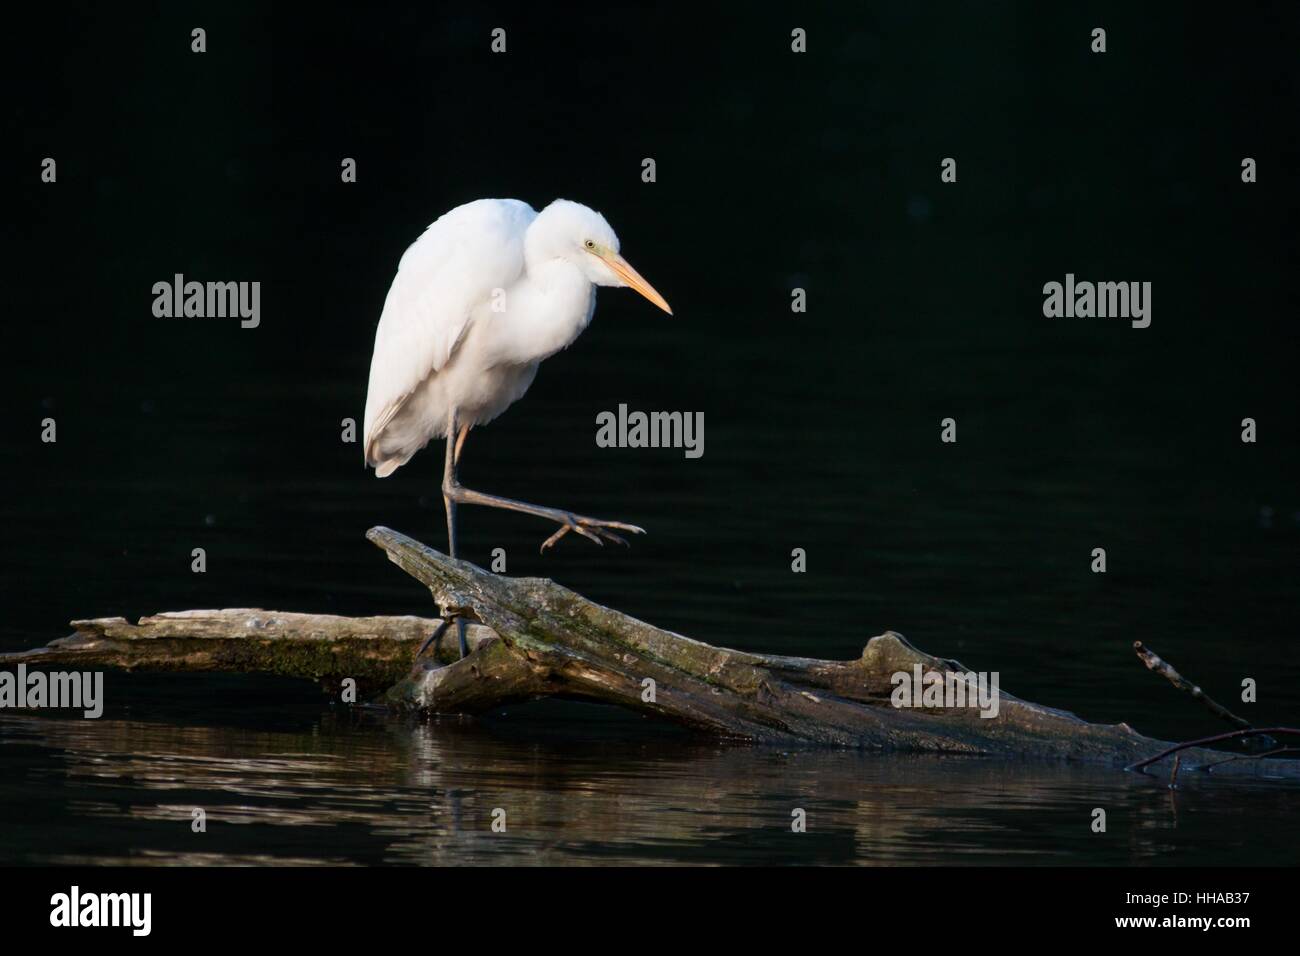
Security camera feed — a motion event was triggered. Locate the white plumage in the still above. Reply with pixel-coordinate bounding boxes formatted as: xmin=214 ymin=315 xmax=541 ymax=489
xmin=362 ymin=197 xmax=670 ymax=657
xmin=363 ymin=198 xmax=670 ymax=477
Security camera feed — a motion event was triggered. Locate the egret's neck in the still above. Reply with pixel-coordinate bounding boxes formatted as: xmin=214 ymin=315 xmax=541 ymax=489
xmin=488 ymin=258 xmax=595 ymax=365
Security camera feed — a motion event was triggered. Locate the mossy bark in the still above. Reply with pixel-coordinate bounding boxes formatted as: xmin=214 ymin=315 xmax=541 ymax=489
xmin=5 ymin=527 xmax=1296 ymax=777
xmin=364 ymin=527 xmax=1298 ymax=774
xmin=6 ymin=609 xmax=492 ymax=698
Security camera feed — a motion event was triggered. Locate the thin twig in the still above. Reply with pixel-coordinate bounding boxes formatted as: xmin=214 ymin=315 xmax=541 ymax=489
xmin=1200 ymin=746 xmax=1300 ymax=772
xmin=1126 ymin=727 xmax=1300 ymax=773
xmin=1133 ymin=641 xmax=1253 ymax=729
xmin=1132 ymin=641 xmax=1275 ymax=751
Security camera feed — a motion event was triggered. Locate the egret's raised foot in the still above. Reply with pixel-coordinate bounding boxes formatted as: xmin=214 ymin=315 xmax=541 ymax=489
xmin=540 ymin=514 xmax=645 ymax=552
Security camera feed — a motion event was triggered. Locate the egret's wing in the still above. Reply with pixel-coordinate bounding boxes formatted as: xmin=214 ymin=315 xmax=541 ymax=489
xmin=363 ymin=199 xmax=536 ymax=466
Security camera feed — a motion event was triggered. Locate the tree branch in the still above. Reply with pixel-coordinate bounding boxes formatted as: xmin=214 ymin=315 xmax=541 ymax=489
xmin=1132 ymin=641 xmax=1276 ymax=751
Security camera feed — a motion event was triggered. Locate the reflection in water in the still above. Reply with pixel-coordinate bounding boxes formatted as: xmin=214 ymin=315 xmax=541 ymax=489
xmin=3 ymin=709 xmax=1297 ymax=866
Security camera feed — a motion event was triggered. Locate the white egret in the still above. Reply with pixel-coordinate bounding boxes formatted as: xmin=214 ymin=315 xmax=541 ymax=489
xmin=363 ymin=198 xmax=672 ymax=657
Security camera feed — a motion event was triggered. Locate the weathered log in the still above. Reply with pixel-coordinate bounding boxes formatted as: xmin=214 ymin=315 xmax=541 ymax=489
xmin=363 ymin=527 xmax=1300 ymax=774
xmin=3 ymin=609 xmax=494 ymax=696
xmin=4 ymin=526 xmax=1297 ymax=777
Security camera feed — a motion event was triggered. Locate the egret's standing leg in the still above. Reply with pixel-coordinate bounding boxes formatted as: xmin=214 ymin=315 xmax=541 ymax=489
xmin=442 ymin=411 xmax=470 ymax=659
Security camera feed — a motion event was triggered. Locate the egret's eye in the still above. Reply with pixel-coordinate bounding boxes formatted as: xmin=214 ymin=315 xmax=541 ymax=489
xmin=584 ymin=239 xmax=596 ymax=250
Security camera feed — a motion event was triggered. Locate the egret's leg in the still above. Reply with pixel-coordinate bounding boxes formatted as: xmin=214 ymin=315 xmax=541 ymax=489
xmin=442 ymin=412 xmax=470 ymax=659
xmin=453 ymin=422 xmax=471 ymax=468
xmin=414 ymin=618 xmax=452 ymax=660
xmin=442 ymin=425 xmax=645 ymax=552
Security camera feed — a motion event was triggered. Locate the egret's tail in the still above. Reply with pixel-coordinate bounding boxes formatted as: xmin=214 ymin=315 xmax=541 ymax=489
xmin=365 ymin=425 xmax=412 ymax=477
xmin=372 ymin=457 xmax=408 ymax=478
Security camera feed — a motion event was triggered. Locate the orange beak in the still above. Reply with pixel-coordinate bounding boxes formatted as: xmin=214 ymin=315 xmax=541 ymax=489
xmin=600 ymin=252 xmax=673 ymax=315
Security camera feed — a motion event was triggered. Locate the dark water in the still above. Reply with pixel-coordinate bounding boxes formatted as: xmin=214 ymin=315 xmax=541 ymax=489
xmin=4 ymin=707 xmax=1299 ymax=867
xmin=3 ymin=4 xmax=1299 ymax=864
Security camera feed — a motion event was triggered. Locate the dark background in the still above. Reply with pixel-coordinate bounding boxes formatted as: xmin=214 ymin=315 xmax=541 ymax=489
xmin=4 ymin=0 xmax=1299 ymax=750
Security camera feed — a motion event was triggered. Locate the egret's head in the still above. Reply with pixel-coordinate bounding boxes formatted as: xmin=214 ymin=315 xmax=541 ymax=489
xmin=535 ymin=199 xmax=672 ymax=314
